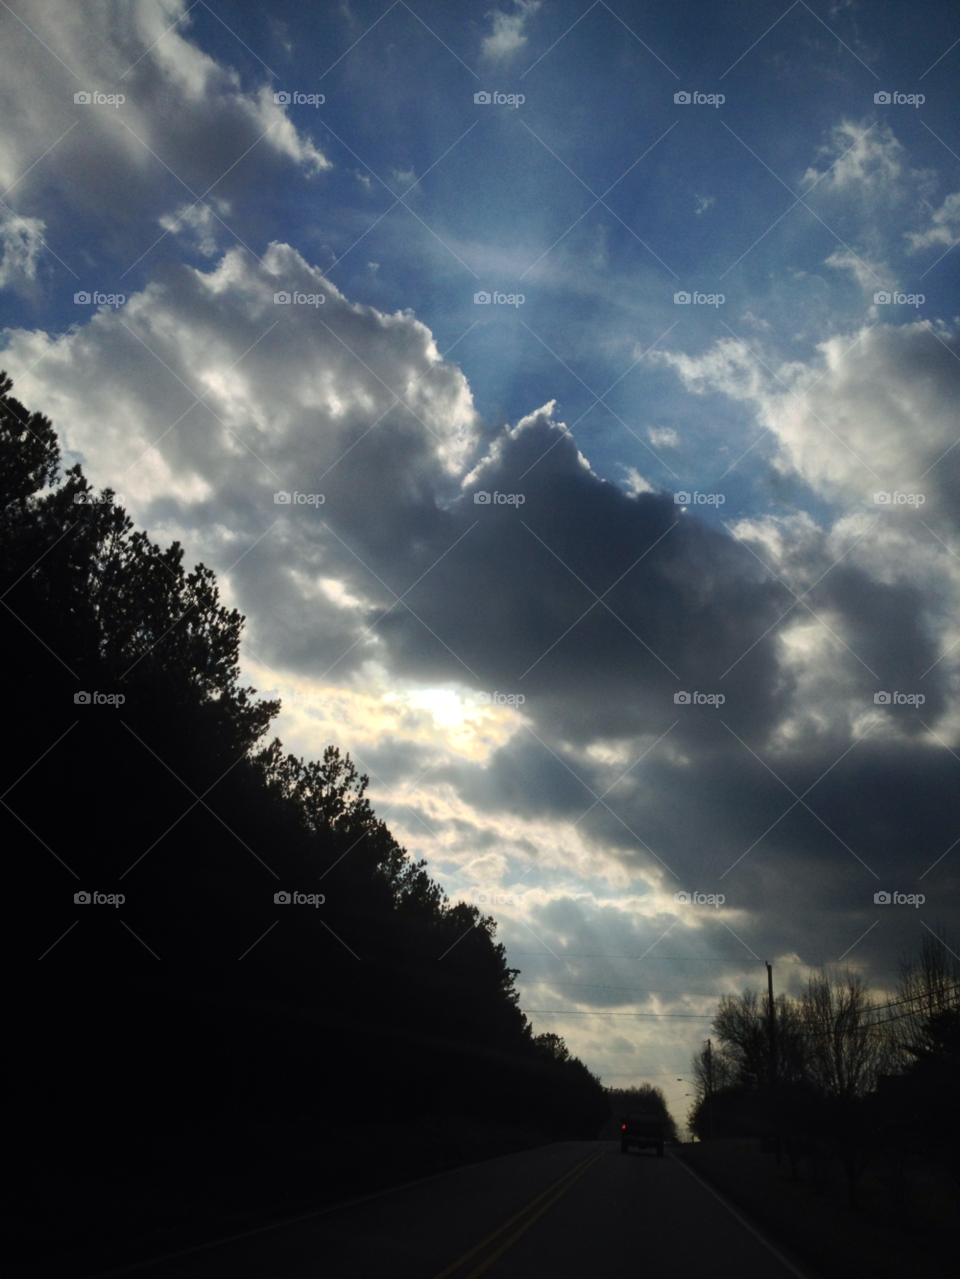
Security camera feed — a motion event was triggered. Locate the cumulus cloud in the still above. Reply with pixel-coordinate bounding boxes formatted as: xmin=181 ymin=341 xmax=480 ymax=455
xmin=655 ymin=323 xmax=960 ymax=526
xmin=0 ymin=0 xmax=329 ymax=274
xmin=4 ymin=236 xmax=957 ymax=1013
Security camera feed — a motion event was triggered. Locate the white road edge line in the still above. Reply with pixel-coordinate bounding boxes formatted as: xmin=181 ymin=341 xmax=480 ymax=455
xmin=668 ymin=1150 xmax=818 ymax=1279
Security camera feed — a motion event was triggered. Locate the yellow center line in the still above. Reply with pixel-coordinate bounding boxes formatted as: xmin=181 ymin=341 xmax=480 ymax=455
xmin=432 ymin=1148 xmax=607 ymax=1279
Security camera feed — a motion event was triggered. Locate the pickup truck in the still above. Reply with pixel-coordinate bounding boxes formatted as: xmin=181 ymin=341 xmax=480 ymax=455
xmin=620 ymin=1111 xmax=665 ymax=1156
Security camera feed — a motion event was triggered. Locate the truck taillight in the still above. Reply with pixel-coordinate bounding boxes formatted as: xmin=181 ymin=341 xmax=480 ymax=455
xmin=621 ymin=1124 xmax=625 ymax=1130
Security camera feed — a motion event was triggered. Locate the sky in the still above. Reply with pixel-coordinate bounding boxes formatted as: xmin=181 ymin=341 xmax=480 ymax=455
xmin=2 ymin=0 xmax=958 ymax=1130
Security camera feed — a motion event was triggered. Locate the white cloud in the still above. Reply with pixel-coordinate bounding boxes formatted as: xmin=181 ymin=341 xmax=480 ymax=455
xmin=824 ymin=248 xmax=887 ymax=293
xmin=619 ymin=465 xmax=655 ymax=496
xmin=0 ymin=0 xmax=329 ymax=268
xmin=158 ymin=200 xmax=230 ymax=257
xmin=802 ymin=120 xmax=904 ymax=193
xmin=0 ymin=208 xmax=45 ymax=286
xmin=647 ymin=426 xmax=679 ymax=449
xmin=655 ymin=322 xmax=960 ymax=524
xmin=906 ymin=190 xmax=960 ymax=252
xmin=481 ymin=1 xmax=541 ymax=61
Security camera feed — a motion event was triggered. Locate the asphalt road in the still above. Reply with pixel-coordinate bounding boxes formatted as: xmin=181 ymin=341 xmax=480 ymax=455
xmin=97 ymin=1141 xmax=811 ymax=1279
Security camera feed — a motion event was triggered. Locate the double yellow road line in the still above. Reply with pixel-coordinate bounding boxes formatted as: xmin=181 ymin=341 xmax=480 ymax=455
xmin=432 ymin=1147 xmax=606 ymax=1279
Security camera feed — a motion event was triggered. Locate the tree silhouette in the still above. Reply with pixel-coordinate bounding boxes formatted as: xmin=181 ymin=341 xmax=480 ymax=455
xmin=5 ymin=372 xmax=608 ymax=1269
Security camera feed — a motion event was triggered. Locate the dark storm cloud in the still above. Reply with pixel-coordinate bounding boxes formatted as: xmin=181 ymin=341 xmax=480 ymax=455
xmin=4 ymin=240 xmax=956 ymax=1007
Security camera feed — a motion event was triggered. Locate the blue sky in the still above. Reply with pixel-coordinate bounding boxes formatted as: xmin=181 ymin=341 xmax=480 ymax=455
xmin=2 ymin=0 xmax=958 ymax=1121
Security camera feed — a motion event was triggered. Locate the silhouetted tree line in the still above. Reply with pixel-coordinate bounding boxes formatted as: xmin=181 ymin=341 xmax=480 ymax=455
xmin=5 ymin=374 xmax=607 ymax=1252
xmin=685 ymin=934 xmax=960 ymax=1215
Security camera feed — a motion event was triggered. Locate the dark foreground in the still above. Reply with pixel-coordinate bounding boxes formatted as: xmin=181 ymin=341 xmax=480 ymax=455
xmin=84 ymin=1141 xmax=810 ymax=1279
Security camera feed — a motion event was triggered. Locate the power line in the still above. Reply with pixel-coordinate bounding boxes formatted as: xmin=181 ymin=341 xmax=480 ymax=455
xmin=511 ymin=954 xmax=908 ymax=967
xmin=521 ymin=1009 xmax=716 ymax=1019
xmin=518 ymin=983 xmax=748 ymax=995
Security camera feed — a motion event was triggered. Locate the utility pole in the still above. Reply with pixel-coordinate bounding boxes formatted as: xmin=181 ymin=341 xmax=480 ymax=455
xmin=766 ymin=961 xmax=780 ymax=1164
xmin=706 ymin=1038 xmax=715 ymax=1141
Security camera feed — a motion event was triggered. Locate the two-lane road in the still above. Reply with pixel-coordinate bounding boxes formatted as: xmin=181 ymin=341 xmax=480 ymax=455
xmin=97 ymin=1142 xmax=811 ymax=1278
